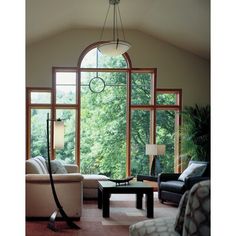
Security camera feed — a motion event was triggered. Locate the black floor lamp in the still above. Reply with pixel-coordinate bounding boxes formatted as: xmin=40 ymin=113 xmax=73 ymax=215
xmin=46 ymin=113 xmax=80 ymax=231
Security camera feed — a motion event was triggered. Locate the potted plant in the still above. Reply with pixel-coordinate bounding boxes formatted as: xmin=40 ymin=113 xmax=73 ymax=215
xmin=180 ymin=104 xmax=210 ymax=164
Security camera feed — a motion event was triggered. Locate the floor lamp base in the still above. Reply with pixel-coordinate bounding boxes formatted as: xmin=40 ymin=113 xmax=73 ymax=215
xmin=48 ymin=210 xmax=80 ymax=231
xmin=48 ymin=211 xmax=58 ymax=231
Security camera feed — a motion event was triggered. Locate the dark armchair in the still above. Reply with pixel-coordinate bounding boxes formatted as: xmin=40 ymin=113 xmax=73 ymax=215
xmin=158 ymin=160 xmax=210 ymax=205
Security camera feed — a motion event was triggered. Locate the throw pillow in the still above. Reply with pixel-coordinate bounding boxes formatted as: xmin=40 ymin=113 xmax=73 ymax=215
xmin=178 ymin=163 xmax=207 ymax=181
xmin=175 ymin=190 xmax=189 ymax=234
xmin=46 ymin=160 xmax=67 ymax=174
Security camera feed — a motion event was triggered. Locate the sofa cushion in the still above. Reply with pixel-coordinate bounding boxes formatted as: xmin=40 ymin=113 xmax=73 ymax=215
xmin=26 ymin=156 xmax=48 ymax=174
xmin=47 ymin=160 xmax=67 ymax=174
xmin=178 ymin=163 xmax=207 ymax=181
xmin=160 ymin=180 xmax=185 ymax=194
xmin=175 ymin=190 xmax=190 ymax=234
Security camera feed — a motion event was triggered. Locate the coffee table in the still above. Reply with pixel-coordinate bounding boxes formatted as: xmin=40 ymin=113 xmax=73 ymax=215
xmin=97 ymin=181 xmax=154 ymax=218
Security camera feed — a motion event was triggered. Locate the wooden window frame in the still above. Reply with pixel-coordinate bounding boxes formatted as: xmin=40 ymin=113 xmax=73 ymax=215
xmin=26 ymin=88 xmax=52 ymax=160
xmin=26 ymin=43 xmax=182 ymax=175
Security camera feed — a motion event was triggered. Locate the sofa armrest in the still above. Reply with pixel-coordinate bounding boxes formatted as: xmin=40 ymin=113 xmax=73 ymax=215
xmin=158 ymin=173 xmax=181 ymax=183
xmin=185 ymin=176 xmax=210 ymax=190
xmin=64 ymin=164 xmax=79 ymax=173
xmin=26 ymin=173 xmax=84 ymax=183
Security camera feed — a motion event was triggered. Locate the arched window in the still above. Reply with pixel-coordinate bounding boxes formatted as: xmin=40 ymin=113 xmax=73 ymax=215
xmin=78 ymin=44 xmax=130 ymax=178
xmin=80 ymin=47 xmax=128 ymax=69
xmin=26 ymin=43 xmax=182 ymax=178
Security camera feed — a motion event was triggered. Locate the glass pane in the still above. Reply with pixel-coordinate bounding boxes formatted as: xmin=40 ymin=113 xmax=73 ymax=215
xmin=56 ymin=72 xmax=76 ymax=104
xmin=56 ymin=109 xmax=76 ymax=164
xmin=156 ymin=93 xmax=177 ymax=105
xmin=56 ymin=85 xmax=76 ymax=104
xmin=80 ymin=71 xmax=127 ymax=178
xmin=30 ymin=109 xmax=50 ymax=158
xmin=131 ymin=110 xmax=150 ymax=176
xmin=156 ymin=110 xmax=176 ymax=173
xmin=81 ymin=48 xmax=127 ymax=68
xmin=131 ymin=73 xmax=152 ymax=105
xmin=30 ymin=91 xmax=51 ymax=104
xmin=56 ymin=72 xmax=76 ymax=85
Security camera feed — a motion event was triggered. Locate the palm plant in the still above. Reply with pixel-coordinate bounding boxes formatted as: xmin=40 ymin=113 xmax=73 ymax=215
xmin=180 ymin=104 xmax=210 ymax=162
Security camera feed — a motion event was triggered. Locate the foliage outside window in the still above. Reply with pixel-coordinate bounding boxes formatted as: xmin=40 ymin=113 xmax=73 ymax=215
xmin=131 ymin=110 xmax=150 ymax=176
xmin=80 ymin=71 xmax=127 ymax=178
xmin=30 ymin=109 xmax=50 ymax=158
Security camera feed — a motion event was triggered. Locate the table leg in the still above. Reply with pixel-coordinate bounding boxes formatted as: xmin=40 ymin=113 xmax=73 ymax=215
xmin=136 ymin=193 xmax=143 ymax=209
xmin=102 ymin=191 xmax=110 ymax=217
xmin=146 ymin=191 xmax=153 ymax=218
xmin=98 ymin=187 xmax=102 ymax=209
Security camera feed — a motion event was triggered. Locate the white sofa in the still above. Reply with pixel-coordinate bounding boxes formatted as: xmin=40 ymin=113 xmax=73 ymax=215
xmin=82 ymin=174 xmax=109 ymax=199
xmin=26 ymin=156 xmax=84 ymax=218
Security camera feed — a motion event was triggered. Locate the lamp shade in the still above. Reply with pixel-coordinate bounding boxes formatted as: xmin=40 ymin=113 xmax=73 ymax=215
xmin=98 ymin=40 xmax=131 ymax=56
xmin=53 ymin=121 xmax=64 ymax=149
xmin=146 ymin=144 xmax=158 ymax=155
xmin=146 ymin=144 xmax=166 ymax=155
xmin=156 ymin=145 xmax=166 ymax=155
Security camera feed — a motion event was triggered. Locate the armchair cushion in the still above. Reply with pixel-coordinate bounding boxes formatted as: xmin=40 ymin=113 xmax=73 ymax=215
xmin=160 ymin=180 xmax=185 ymax=194
xmin=158 ymin=173 xmax=181 ymax=182
xmin=178 ymin=163 xmax=207 ymax=181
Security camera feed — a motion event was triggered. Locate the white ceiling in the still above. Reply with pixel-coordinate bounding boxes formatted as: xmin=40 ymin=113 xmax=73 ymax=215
xmin=26 ymin=0 xmax=210 ymax=60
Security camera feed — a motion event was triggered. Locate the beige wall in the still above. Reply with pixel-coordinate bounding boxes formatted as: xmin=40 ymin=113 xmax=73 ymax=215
xmin=26 ymin=29 xmax=210 ymax=106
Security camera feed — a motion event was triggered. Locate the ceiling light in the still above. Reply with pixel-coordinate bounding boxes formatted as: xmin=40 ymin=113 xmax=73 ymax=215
xmin=98 ymin=0 xmax=131 ymax=56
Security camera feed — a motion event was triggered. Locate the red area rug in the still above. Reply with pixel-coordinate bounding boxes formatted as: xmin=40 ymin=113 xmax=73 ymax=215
xmin=26 ymin=193 xmax=177 ymax=236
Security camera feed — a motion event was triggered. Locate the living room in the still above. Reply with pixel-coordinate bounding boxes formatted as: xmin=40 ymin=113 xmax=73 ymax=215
xmin=1 ymin=0 xmax=234 ymax=235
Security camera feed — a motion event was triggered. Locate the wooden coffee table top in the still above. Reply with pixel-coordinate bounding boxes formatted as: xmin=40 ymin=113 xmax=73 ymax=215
xmin=98 ymin=181 xmax=153 ymax=189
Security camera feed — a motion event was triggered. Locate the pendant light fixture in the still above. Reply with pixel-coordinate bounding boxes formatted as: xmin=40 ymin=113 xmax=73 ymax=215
xmin=98 ymin=0 xmax=131 ymax=56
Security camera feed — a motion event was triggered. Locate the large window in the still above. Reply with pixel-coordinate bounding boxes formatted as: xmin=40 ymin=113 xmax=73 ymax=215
xmin=26 ymin=43 xmax=182 ymax=176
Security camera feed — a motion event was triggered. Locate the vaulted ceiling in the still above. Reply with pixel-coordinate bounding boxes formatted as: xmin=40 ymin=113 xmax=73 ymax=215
xmin=26 ymin=0 xmax=210 ymax=60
